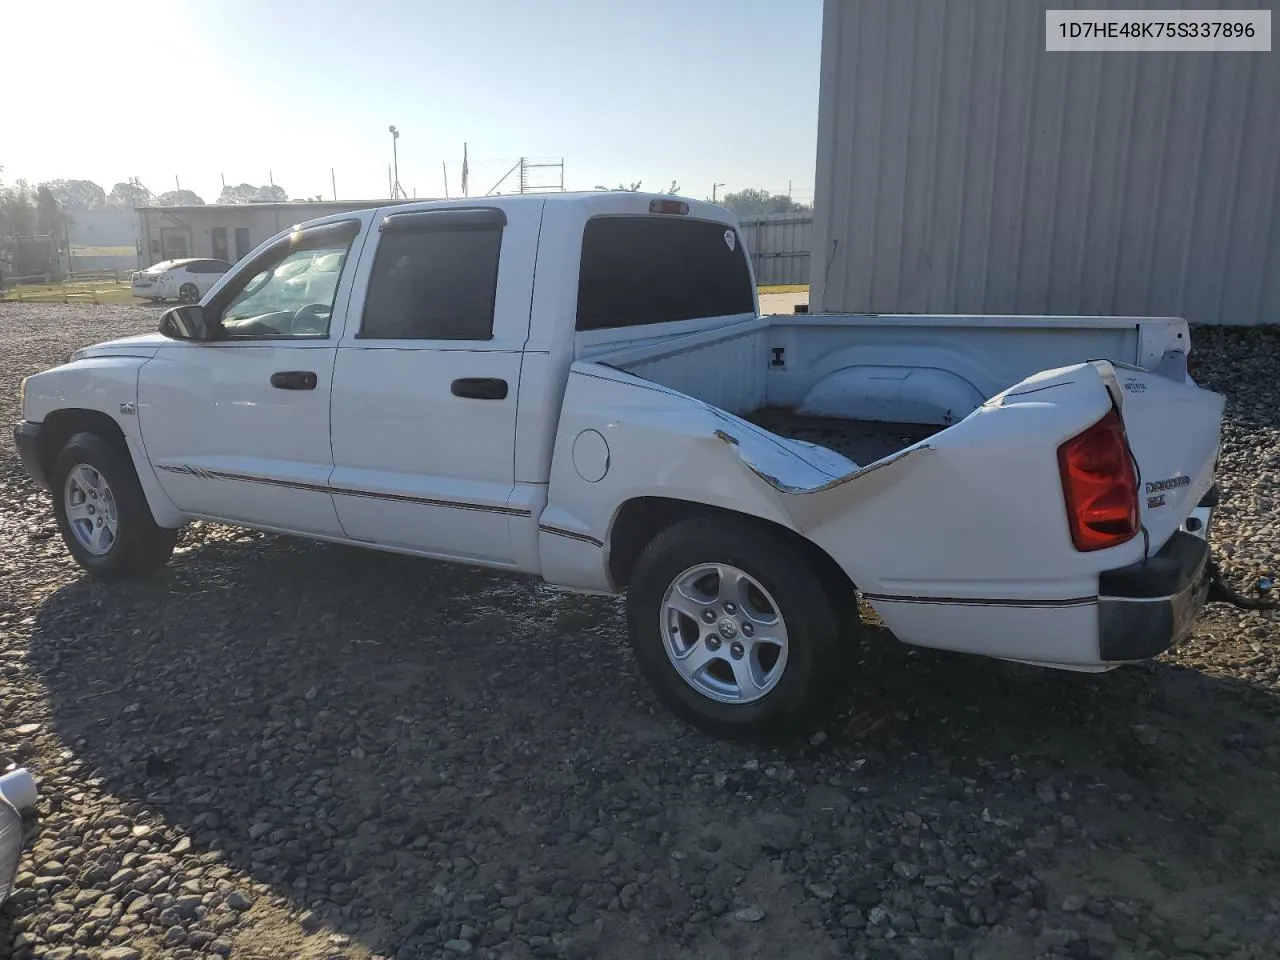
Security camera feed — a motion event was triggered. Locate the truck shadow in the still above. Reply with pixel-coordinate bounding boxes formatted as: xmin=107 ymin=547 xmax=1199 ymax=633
xmin=23 ymin=528 xmax=1280 ymax=957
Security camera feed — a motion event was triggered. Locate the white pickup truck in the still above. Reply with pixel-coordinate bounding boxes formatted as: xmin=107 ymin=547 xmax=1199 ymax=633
xmin=15 ymin=193 xmax=1226 ymax=741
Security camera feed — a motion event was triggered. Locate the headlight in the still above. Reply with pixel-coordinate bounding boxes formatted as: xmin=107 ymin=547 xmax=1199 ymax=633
xmin=19 ymin=376 xmax=28 ymax=409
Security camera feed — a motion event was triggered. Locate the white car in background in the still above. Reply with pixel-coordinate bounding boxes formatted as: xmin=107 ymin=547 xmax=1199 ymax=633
xmin=131 ymin=258 xmax=232 ymax=304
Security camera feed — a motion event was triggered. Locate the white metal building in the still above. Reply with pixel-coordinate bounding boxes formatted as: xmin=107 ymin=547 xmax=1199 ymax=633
xmin=136 ymin=200 xmax=417 ymax=267
xmin=810 ymin=0 xmax=1279 ymax=325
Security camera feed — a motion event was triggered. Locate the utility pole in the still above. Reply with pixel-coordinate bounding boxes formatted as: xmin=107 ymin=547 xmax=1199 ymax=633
xmin=174 ymin=174 xmax=181 ymax=192
xmin=712 ymin=182 xmax=725 ymax=204
xmin=331 ymin=168 xmax=337 ymax=201
xmin=388 ymin=125 xmax=402 ymax=199
xmin=442 ymin=162 xmax=449 ymax=199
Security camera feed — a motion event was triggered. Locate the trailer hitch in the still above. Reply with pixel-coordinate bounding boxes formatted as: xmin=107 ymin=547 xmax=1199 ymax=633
xmin=1206 ymin=557 xmax=1279 ymax=611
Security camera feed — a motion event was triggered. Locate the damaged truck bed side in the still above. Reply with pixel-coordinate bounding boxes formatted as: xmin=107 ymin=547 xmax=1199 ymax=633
xmin=548 ymin=349 xmax=1221 ymax=675
xmin=15 ymin=192 xmax=1225 ymax=742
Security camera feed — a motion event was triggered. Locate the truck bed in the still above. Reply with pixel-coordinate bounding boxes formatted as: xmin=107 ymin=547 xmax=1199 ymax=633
xmin=587 ymin=312 xmax=1189 ymax=442
xmin=743 ymin=407 xmax=940 ymax=467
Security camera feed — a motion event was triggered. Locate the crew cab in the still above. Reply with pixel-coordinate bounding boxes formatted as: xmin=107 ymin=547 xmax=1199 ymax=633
xmin=14 ymin=193 xmax=1225 ymax=741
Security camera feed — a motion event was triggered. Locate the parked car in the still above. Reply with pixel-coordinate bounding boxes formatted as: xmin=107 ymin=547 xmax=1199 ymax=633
xmin=16 ymin=193 xmax=1225 ymax=741
xmin=130 ymin=258 xmax=231 ymax=303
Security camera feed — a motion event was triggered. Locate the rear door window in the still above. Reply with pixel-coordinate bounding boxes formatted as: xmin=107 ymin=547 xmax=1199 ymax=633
xmin=576 ymin=216 xmax=754 ymax=331
xmin=360 ymin=209 xmax=504 ymax=341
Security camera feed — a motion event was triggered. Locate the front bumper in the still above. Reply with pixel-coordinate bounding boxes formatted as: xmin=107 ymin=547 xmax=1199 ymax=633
xmin=1096 ymin=490 xmax=1216 ymax=661
xmin=12 ymin=421 xmax=48 ymax=490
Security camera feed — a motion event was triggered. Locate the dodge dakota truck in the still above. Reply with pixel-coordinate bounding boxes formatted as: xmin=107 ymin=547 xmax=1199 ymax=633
xmin=14 ymin=193 xmax=1226 ymax=741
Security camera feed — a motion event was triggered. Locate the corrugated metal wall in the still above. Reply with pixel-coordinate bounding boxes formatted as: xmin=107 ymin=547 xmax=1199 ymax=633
xmin=738 ymin=214 xmax=814 ymax=285
xmin=811 ymin=0 xmax=1280 ymax=324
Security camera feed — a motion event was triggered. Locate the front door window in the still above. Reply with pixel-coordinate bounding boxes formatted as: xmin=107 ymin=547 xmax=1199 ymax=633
xmin=209 ymin=221 xmax=358 ymax=339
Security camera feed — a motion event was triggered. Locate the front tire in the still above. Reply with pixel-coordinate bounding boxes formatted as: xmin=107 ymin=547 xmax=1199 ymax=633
xmin=178 ymin=282 xmax=200 ymax=304
xmin=627 ymin=517 xmax=853 ymax=742
xmin=51 ymin=432 xmax=178 ymax=579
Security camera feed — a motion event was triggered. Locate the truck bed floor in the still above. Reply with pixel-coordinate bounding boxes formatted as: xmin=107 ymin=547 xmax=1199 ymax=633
xmin=744 ymin=407 xmax=941 ymax=467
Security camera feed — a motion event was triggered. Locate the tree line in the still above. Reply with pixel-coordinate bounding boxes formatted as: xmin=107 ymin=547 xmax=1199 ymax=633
xmin=589 ymin=181 xmax=811 ymax=218
xmin=717 ymin=188 xmax=811 ymax=217
xmin=0 ymin=175 xmax=289 ymax=240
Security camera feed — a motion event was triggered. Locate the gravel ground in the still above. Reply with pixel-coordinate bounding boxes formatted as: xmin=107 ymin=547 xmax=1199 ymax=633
xmin=2 ymin=302 xmax=1280 ymax=960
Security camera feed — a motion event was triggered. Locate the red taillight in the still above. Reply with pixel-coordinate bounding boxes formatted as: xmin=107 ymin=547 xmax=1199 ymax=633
xmin=649 ymin=199 xmax=689 ymax=215
xmin=1057 ymin=408 xmax=1140 ymax=552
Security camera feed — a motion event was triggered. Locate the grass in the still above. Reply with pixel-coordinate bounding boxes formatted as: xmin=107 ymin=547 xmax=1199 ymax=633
xmin=0 ymin=280 xmax=138 ymax=304
xmin=757 ymin=283 xmax=809 ymax=295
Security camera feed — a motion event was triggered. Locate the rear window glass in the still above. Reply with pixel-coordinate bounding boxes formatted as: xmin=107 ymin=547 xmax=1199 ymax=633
xmin=576 ymin=216 xmax=754 ymax=331
xmin=361 ymin=223 xmax=502 ymax=340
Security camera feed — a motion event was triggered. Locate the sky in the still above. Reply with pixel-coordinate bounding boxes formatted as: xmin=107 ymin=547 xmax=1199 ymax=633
xmin=1 ymin=0 xmax=822 ymax=205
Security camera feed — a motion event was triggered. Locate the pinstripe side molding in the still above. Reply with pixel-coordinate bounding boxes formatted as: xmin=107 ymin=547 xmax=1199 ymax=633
xmin=537 ymin=523 xmax=604 ymax=547
xmin=153 ymin=463 xmax=533 ymax=517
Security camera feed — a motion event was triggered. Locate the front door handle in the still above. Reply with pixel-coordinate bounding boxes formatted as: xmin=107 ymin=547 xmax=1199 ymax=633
xmin=451 ymin=377 xmax=508 ymax=400
xmin=270 ymin=371 xmax=317 ymax=390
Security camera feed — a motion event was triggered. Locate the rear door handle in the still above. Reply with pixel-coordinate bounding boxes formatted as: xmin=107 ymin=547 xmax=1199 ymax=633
xmin=451 ymin=377 xmax=508 ymax=400
xmin=270 ymin=371 xmax=317 ymax=390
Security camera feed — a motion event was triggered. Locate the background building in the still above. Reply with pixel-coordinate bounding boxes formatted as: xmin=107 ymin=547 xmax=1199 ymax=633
xmin=135 ymin=200 xmax=415 ymax=267
xmin=810 ymin=0 xmax=1279 ymax=325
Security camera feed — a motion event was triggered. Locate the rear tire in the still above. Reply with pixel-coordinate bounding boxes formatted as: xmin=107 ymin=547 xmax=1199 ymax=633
xmin=51 ymin=432 xmax=178 ymax=580
xmin=178 ymin=282 xmax=200 ymax=304
xmin=626 ymin=517 xmax=853 ymax=742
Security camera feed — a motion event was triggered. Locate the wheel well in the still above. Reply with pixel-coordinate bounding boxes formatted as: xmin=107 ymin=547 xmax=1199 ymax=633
xmin=38 ymin=409 xmax=129 ymax=480
xmin=607 ymin=497 xmax=857 ymax=600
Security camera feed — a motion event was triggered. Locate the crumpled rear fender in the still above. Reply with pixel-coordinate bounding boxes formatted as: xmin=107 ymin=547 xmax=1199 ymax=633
xmin=541 ymin=361 xmax=1140 ymax=605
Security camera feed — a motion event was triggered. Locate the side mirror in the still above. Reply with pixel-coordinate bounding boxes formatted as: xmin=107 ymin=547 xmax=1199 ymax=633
xmin=159 ymin=305 xmax=218 ymax=341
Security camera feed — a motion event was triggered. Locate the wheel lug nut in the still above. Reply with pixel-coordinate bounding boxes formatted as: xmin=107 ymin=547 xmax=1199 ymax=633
xmin=724 ymin=602 xmax=737 ymax=614
xmin=701 ymin=609 xmax=716 ymax=623
xmin=741 ymin=623 xmax=753 ymax=637
xmin=707 ymin=637 xmax=721 ymax=650
xmin=730 ymin=642 xmax=744 ymax=659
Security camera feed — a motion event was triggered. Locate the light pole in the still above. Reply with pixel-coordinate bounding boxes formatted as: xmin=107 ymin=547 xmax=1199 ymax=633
xmin=389 ymin=125 xmax=401 ymax=199
xmin=712 ymin=182 xmax=725 ymax=204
